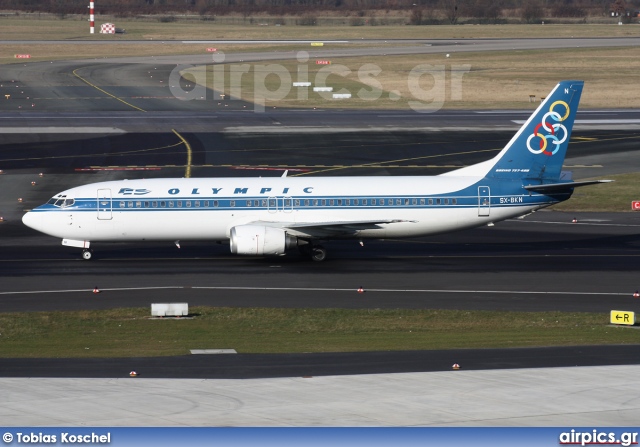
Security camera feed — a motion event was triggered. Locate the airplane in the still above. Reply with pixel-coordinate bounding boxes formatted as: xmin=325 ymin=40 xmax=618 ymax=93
xmin=23 ymin=80 xmax=610 ymax=261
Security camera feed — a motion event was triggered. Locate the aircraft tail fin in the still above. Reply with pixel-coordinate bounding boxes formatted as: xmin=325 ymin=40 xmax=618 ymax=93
xmin=489 ymin=80 xmax=583 ymax=181
xmin=443 ymin=80 xmax=584 ymax=182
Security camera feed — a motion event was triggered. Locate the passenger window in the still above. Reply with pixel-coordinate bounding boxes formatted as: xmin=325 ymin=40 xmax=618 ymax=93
xmin=186 ymin=201 xmax=191 ymax=208
xmin=354 ymin=199 xmax=359 ymax=205
xmin=169 ymin=201 xmax=174 ymax=208
xmin=214 ymin=200 xmax=219 ymax=207
xmin=428 ymin=199 xmax=433 ymax=205
xmin=362 ymin=199 xmax=368 ymax=205
xmin=160 ymin=201 xmax=166 ymax=208
xmin=246 ymin=200 xmax=252 ymax=207
xmin=195 ymin=201 xmax=200 ymax=207
xmin=119 ymin=201 xmax=125 ymax=208
xmin=420 ymin=198 xmax=425 ymax=205
xmin=452 ymin=198 xmax=457 ymax=205
xmin=128 ymin=201 xmax=133 ymax=208
xmin=230 ymin=201 xmax=235 ymax=207
xmin=152 ymin=201 xmax=158 ymax=208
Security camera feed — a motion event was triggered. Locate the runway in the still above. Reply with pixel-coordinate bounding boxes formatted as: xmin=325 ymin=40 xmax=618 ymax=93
xmin=1 ymin=36 xmax=640 ymax=426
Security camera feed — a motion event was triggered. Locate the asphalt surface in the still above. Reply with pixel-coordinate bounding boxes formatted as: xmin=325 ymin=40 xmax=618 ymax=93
xmin=1 ymin=37 xmax=639 ymax=380
xmin=3 ymin=345 xmax=640 ymax=379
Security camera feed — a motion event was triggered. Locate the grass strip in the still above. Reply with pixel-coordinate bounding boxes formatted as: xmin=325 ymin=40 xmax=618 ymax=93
xmin=0 ymin=307 xmax=637 ymax=358
xmin=183 ymin=46 xmax=640 ymax=110
xmin=1 ymin=18 xmax=640 ymax=41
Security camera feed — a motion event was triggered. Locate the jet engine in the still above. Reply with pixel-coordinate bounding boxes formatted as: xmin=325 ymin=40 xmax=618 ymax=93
xmin=229 ymin=225 xmax=298 ymax=256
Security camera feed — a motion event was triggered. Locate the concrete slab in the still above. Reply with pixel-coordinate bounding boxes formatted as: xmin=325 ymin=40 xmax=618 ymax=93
xmin=2 ymin=365 xmax=640 ymax=426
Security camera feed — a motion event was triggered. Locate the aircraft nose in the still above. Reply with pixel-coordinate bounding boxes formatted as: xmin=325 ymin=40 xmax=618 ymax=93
xmin=22 ymin=211 xmax=42 ymax=231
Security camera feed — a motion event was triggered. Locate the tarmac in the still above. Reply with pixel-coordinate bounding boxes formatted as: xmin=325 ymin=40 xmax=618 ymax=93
xmin=3 ymin=365 xmax=640 ymax=426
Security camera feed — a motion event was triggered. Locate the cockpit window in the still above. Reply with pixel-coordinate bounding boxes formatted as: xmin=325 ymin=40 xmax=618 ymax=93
xmin=48 ymin=195 xmax=74 ymax=208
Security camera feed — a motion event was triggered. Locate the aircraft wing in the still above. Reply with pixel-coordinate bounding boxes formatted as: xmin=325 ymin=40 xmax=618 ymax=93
xmin=251 ymin=219 xmax=415 ymax=238
xmin=524 ymin=179 xmax=613 ymax=193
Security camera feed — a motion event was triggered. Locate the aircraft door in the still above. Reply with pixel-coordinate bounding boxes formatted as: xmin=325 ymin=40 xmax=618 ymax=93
xmin=478 ymin=186 xmax=490 ymax=217
xmin=97 ymin=188 xmax=113 ymax=220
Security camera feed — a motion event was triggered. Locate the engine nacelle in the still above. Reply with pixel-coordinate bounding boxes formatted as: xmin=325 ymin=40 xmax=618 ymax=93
xmin=229 ymin=225 xmax=297 ymax=256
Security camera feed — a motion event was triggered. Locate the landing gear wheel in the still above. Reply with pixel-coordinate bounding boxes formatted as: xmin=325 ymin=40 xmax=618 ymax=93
xmin=82 ymin=249 xmax=93 ymax=260
xmin=310 ymin=245 xmax=327 ymax=262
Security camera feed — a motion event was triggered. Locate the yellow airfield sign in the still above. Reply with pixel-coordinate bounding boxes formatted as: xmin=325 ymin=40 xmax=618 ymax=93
xmin=610 ymin=310 xmax=636 ymax=326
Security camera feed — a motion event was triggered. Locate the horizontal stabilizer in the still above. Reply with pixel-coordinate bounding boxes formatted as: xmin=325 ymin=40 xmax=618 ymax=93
xmin=524 ymin=179 xmax=613 ymax=193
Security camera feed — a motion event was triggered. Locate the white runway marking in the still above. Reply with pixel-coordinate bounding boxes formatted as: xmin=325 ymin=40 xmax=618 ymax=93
xmin=0 ymin=127 xmax=126 ymax=133
xmin=0 ymin=286 xmax=630 ymax=296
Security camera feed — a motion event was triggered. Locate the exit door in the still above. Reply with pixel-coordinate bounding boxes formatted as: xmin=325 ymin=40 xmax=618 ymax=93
xmin=478 ymin=186 xmax=490 ymax=217
xmin=97 ymin=188 xmax=112 ymax=220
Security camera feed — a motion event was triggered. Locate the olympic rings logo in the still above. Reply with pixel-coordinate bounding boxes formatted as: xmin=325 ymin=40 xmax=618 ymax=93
xmin=526 ymin=100 xmax=570 ymax=156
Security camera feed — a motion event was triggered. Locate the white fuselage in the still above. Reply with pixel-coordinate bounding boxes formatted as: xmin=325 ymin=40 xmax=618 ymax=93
xmin=23 ymin=174 xmax=545 ymax=244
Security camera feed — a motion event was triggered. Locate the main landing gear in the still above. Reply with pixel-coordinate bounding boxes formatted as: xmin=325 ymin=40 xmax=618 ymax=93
xmin=310 ymin=245 xmax=327 ymax=262
xmin=82 ymin=249 xmax=93 ymax=260
xmin=299 ymin=243 xmax=327 ymax=262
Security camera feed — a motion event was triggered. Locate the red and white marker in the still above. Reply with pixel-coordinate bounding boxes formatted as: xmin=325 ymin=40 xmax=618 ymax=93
xmin=89 ymin=1 xmax=95 ymax=34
